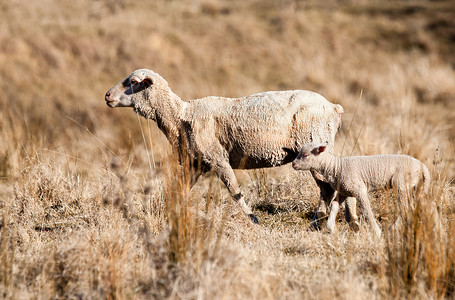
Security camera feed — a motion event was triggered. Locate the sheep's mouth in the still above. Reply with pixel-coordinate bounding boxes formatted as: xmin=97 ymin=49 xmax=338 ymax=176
xmin=105 ymin=99 xmax=118 ymax=107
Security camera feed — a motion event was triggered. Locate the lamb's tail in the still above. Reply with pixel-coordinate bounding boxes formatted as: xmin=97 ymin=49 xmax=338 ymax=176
xmin=421 ymin=164 xmax=431 ymax=195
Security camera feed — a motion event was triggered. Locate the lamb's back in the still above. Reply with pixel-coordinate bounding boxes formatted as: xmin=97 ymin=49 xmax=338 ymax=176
xmin=341 ymin=155 xmax=418 ymax=190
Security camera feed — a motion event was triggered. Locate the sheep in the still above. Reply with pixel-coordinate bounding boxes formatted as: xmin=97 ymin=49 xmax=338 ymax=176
xmin=104 ymin=68 xmax=346 ymax=224
xmin=292 ymin=142 xmax=431 ymax=236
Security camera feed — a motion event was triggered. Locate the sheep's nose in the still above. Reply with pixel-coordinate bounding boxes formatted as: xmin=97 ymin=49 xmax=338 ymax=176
xmin=105 ymin=91 xmax=111 ymax=101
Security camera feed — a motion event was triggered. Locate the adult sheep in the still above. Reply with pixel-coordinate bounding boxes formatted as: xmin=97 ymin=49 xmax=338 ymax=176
xmin=104 ymin=68 xmax=345 ymax=224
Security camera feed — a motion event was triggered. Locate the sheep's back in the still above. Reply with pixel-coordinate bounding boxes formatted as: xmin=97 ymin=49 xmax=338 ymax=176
xmin=186 ymin=90 xmax=339 ymax=137
xmin=184 ymin=90 xmax=341 ymax=168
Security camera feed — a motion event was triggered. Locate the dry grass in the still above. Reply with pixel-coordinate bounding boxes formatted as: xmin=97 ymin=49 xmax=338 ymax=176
xmin=0 ymin=0 xmax=454 ymax=299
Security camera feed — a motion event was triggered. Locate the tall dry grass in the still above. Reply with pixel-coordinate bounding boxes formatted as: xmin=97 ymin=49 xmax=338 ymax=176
xmin=0 ymin=0 xmax=454 ymax=299
xmin=384 ymin=178 xmax=455 ymax=299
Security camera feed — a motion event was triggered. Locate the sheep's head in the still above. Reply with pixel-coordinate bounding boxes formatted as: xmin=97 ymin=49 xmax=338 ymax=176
xmin=104 ymin=69 xmax=168 ymax=108
xmin=292 ymin=142 xmax=327 ymax=171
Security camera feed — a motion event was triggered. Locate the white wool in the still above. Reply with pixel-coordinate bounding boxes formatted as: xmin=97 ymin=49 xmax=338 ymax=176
xmin=292 ymin=142 xmax=431 ymax=236
xmin=105 ymin=69 xmax=345 ymax=223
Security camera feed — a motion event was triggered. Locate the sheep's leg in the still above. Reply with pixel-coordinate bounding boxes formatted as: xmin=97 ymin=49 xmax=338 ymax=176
xmin=356 ymin=189 xmax=382 ymax=237
xmin=344 ymin=197 xmax=360 ymax=232
xmin=309 ymin=199 xmax=327 ymax=231
xmin=214 ymin=161 xmax=258 ymax=223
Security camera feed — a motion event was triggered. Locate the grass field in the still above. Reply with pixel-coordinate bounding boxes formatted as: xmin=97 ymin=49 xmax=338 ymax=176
xmin=1 ymin=0 xmax=454 ymax=298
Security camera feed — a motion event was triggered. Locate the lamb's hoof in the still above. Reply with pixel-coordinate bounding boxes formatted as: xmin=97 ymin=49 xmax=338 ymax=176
xmin=249 ymin=214 xmax=259 ymax=224
xmin=349 ymin=221 xmax=360 ymax=232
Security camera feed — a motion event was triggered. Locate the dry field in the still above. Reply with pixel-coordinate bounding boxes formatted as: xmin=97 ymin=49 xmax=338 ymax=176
xmin=1 ymin=0 xmax=454 ymax=299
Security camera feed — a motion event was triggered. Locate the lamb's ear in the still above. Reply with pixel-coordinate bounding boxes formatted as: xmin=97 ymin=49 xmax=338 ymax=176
xmin=315 ymin=144 xmax=327 ymax=155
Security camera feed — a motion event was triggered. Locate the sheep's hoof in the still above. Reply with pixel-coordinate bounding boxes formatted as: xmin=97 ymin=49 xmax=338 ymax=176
xmin=249 ymin=214 xmax=259 ymax=224
xmin=349 ymin=220 xmax=360 ymax=232
xmin=307 ymin=221 xmax=321 ymax=231
xmin=316 ymin=211 xmax=327 ymax=220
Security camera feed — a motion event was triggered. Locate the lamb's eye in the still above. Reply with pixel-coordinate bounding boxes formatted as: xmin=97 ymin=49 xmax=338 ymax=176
xmin=130 ymin=79 xmax=139 ymax=85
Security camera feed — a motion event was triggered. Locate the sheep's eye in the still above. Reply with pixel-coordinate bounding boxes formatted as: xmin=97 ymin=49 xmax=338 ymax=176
xmin=130 ymin=79 xmax=139 ymax=85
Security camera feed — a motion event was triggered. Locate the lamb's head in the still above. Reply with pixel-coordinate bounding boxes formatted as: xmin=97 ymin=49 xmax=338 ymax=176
xmin=104 ymin=69 xmax=169 ymax=109
xmin=292 ymin=142 xmax=328 ymax=171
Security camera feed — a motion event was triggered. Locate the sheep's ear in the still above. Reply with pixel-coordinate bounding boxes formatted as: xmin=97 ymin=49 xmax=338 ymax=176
xmin=129 ymin=76 xmax=141 ymax=85
xmin=142 ymin=77 xmax=153 ymax=88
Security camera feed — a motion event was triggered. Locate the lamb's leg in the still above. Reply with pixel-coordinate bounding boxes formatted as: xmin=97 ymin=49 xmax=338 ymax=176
xmin=327 ymin=195 xmax=357 ymax=233
xmin=356 ymin=189 xmax=381 ymax=237
xmin=326 ymin=195 xmax=359 ymax=233
xmin=393 ymin=186 xmax=407 ymax=231
xmin=326 ymin=200 xmax=340 ymax=233
xmin=309 ymin=170 xmax=335 ymax=231
xmin=214 ymin=160 xmax=258 ymax=223
xmin=344 ymin=197 xmax=360 ymax=232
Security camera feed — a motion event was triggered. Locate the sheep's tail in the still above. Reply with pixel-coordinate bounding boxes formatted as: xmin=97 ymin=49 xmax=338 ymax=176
xmin=334 ymin=104 xmax=344 ymax=114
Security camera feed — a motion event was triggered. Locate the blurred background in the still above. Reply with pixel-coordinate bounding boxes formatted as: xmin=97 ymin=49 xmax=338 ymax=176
xmin=0 ymin=1 xmax=454 ymax=298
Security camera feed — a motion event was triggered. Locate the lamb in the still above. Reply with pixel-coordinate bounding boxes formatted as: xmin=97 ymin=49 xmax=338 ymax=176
xmin=104 ymin=68 xmax=345 ymax=224
xmin=292 ymin=142 xmax=431 ymax=237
